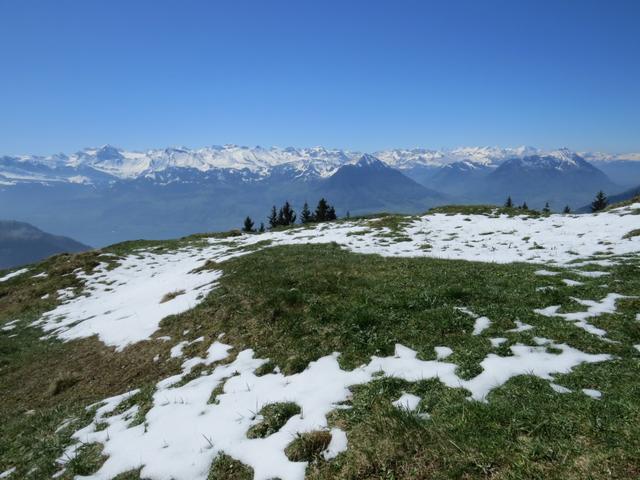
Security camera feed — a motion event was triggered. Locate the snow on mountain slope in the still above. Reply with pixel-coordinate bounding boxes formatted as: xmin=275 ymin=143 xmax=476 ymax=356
xmin=2 ymin=200 xmax=636 ymax=480
xmin=30 ymin=201 xmax=640 ymax=352
xmin=3 ymin=145 xmax=638 ymax=186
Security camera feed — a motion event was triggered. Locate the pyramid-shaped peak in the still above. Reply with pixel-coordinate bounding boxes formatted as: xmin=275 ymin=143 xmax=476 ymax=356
xmin=356 ymin=153 xmax=386 ymax=168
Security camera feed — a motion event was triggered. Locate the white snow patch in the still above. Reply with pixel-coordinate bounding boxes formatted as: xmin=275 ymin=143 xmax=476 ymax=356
xmin=582 ymin=388 xmax=602 ymax=399
xmin=534 ymin=293 xmax=631 ymax=337
xmin=572 ymin=270 xmax=609 ymax=278
xmin=455 ymin=307 xmax=490 ymax=335
xmin=507 ymin=320 xmax=534 ymax=333
xmin=0 ymin=268 xmax=28 ymax=282
xmin=535 ymin=270 xmax=559 ymax=276
xmin=35 ymin=249 xmax=225 ymax=350
xmin=562 ymin=279 xmax=584 ymax=286
xmin=473 ymin=317 xmax=491 ymax=335
xmin=392 ymin=392 xmax=421 ymax=411
xmin=434 ymin=346 xmax=453 ymax=359
xmin=0 ymin=467 xmax=16 ymax=478
xmin=550 ymin=383 xmax=571 ymax=394
xmin=490 ymin=338 xmax=507 ymax=347
xmin=322 ymin=428 xmax=348 ymax=460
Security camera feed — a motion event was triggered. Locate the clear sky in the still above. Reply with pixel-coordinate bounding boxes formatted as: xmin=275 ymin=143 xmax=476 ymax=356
xmin=1 ymin=0 xmax=639 ymax=155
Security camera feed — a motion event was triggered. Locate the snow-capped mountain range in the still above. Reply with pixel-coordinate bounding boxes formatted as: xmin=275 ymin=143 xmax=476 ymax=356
xmin=2 ymin=144 xmax=639 ymax=186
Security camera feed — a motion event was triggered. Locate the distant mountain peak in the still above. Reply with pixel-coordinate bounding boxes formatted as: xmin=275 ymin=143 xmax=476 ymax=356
xmin=355 ymin=153 xmax=386 ymax=168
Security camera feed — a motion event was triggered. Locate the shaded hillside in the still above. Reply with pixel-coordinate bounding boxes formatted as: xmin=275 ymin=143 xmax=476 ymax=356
xmin=0 ymin=220 xmax=90 ymax=269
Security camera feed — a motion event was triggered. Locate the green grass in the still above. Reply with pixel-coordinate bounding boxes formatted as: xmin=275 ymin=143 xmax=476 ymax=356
xmin=1 ymin=239 xmax=639 ymax=478
xmin=246 ymin=402 xmax=301 ymax=439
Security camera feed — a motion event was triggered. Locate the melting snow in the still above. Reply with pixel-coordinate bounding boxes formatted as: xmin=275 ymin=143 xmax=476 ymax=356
xmin=60 ymin=340 xmax=610 ymax=480
xmin=0 ymin=467 xmax=16 ymax=478
xmin=0 ymin=268 xmax=28 ymax=282
xmin=434 ymin=346 xmax=453 ymax=359
xmin=534 ymin=293 xmax=631 ymax=337
xmin=392 ymin=392 xmax=421 ymax=411
xmin=582 ymin=388 xmax=602 ymax=399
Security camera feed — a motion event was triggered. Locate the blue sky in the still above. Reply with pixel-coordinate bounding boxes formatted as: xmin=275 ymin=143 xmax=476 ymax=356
xmin=1 ymin=0 xmax=639 ymax=155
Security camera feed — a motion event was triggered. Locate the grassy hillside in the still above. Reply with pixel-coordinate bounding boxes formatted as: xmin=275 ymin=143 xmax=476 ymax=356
xmin=1 ymin=204 xmax=639 ymax=479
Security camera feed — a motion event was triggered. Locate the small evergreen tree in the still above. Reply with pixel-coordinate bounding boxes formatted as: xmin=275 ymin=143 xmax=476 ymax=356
xmin=504 ymin=196 xmax=513 ymax=208
xmin=300 ymin=202 xmax=313 ymax=223
xmin=591 ymin=190 xmax=608 ymax=212
xmin=279 ymin=201 xmax=296 ymax=225
xmin=315 ymin=198 xmax=330 ymax=221
xmin=327 ymin=205 xmax=337 ymax=220
xmin=242 ymin=216 xmax=255 ymax=233
xmin=258 ymin=222 xmax=265 ymax=233
xmin=563 ymin=205 xmax=571 ymax=214
xmin=346 ymin=211 xmax=350 ymax=219
xmin=542 ymin=202 xmax=551 ymax=214
xmin=268 ymin=206 xmax=278 ymax=229
xmin=521 ymin=202 xmax=528 ymax=210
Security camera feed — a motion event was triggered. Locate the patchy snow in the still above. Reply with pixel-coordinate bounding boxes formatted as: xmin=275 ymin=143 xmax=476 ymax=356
xmin=534 ymin=293 xmax=631 ymax=338
xmin=60 ymin=340 xmax=610 ymax=480
xmin=550 ymin=383 xmax=571 ymax=394
xmin=562 ymin=279 xmax=584 ymax=286
xmin=572 ymin=270 xmax=609 ymax=278
xmin=0 ymin=467 xmax=16 ymax=478
xmin=473 ymin=317 xmax=491 ymax=335
xmin=1 ymin=320 xmax=18 ymax=332
xmin=19 ymin=202 xmax=638 ymax=352
xmin=582 ymin=388 xmax=602 ymax=399
xmin=507 ymin=320 xmax=534 ymax=333
xmin=490 ymin=337 xmax=507 ymax=347
xmin=455 ymin=307 xmax=491 ymax=335
xmin=392 ymin=392 xmax=422 ymax=411
xmin=322 ymin=428 xmax=348 ymax=460
xmin=535 ymin=270 xmax=559 ymax=276
xmin=434 ymin=346 xmax=453 ymax=359
xmin=170 ymin=341 xmax=189 ymax=358
xmin=34 ymin=249 xmax=225 ymax=351
xmin=0 ymin=268 xmax=28 ymax=282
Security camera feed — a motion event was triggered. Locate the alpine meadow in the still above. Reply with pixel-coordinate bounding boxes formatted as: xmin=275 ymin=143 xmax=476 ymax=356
xmin=1 ymin=1 xmax=640 ymax=479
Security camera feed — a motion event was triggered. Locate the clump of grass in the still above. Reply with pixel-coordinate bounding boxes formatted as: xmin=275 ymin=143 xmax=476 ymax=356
xmin=64 ymin=442 xmax=105 ymax=476
xmin=623 ymin=229 xmax=640 ymax=239
xmin=246 ymin=402 xmax=301 ymax=439
xmin=160 ymin=290 xmax=186 ymax=303
xmin=254 ymin=360 xmax=276 ymax=376
xmin=284 ymin=430 xmax=332 ymax=462
xmin=208 ymin=454 xmax=253 ymax=480
xmin=47 ymin=373 xmax=81 ymax=396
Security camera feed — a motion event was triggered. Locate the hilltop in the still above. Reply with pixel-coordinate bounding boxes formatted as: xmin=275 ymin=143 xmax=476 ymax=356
xmin=0 ymin=201 xmax=639 ymax=479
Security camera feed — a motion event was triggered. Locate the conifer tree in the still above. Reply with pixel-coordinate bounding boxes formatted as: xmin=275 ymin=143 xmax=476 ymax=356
xmin=258 ymin=222 xmax=265 ymax=233
xmin=315 ymin=198 xmax=329 ymax=221
xmin=268 ymin=206 xmax=278 ymax=229
xmin=542 ymin=202 xmax=551 ymax=214
xmin=301 ymin=202 xmax=313 ymax=223
xmin=327 ymin=205 xmax=337 ymax=221
xmin=563 ymin=205 xmax=571 ymax=214
xmin=279 ymin=201 xmax=296 ymax=225
xmin=242 ymin=216 xmax=255 ymax=233
xmin=504 ymin=196 xmax=513 ymax=208
xmin=521 ymin=202 xmax=528 ymax=210
xmin=591 ymin=190 xmax=608 ymax=212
